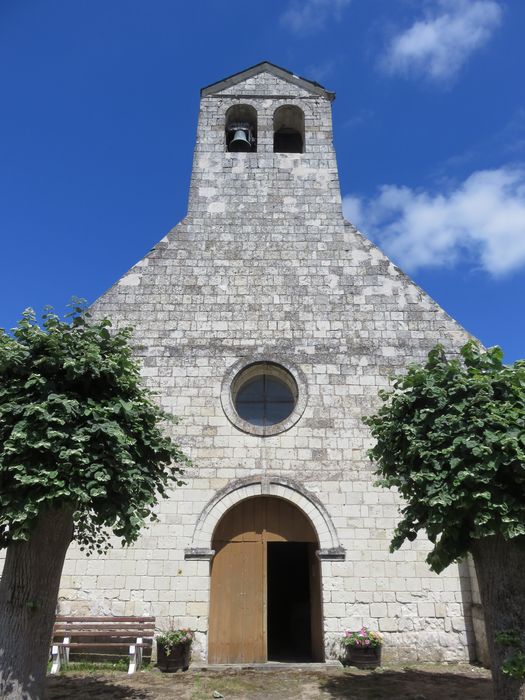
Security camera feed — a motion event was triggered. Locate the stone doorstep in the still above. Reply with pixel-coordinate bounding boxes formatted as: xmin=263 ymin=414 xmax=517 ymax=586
xmin=190 ymin=661 xmax=343 ymax=671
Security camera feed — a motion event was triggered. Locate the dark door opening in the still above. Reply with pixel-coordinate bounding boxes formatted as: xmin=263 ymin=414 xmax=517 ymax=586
xmin=267 ymin=542 xmax=312 ymax=661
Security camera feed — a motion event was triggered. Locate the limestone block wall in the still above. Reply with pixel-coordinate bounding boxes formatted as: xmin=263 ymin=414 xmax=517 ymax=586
xmin=0 ymin=67 xmax=479 ymax=663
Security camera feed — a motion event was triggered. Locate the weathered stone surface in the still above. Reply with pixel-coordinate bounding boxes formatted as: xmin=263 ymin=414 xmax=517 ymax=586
xmin=0 ymin=63 xmax=479 ymax=664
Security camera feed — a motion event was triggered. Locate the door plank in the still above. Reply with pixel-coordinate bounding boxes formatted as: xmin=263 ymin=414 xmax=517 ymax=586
xmin=208 ymin=540 xmax=265 ymax=663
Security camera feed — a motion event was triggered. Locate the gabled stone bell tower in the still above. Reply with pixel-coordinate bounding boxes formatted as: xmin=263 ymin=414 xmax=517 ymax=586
xmin=188 ymin=62 xmax=341 ymax=221
xmin=56 ymin=62 xmax=478 ymax=665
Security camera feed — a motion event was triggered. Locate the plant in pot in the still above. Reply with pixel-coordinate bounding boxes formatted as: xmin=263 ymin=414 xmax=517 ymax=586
xmin=156 ymin=626 xmax=194 ymax=672
xmin=342 ymin=627 xmax=383 ymax=669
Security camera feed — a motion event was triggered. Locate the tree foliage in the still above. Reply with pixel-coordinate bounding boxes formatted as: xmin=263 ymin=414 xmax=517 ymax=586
xmin=364 ymin=341 xmax=525 ymax=573
xmin=0 ymin=302 xmax=189 ymax=553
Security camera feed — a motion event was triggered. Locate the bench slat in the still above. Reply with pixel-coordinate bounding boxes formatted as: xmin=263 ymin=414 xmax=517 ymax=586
xmin=53 ymin=630 xmax=154 ymax=637
xmin=55 ymin=616 xmax=154 ymax=623
xmin=53 ymin=632 xmax=154 ymax=637
xmin=53 ymin=642 xmax=151 ymax=648
xmin=53 ymin=625 xmax=155 ymax=634
xmin=53 ymin=627 xmax=154 ymax=631
xmin=53 ymin=628 xmax=154 ymax=634
xmin=54 ymin=621 xmax=155 ymax=625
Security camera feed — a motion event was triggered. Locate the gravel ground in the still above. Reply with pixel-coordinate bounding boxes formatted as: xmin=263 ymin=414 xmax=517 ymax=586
xmin=45 ymin=663 xmax=492 ymax=700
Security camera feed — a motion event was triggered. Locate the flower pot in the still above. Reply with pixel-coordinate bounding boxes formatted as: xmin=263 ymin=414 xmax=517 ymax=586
xmin=344 ymin=644 xmax=382 ymax=669
xmin=156 ymin=642 xmax=191 ymax=672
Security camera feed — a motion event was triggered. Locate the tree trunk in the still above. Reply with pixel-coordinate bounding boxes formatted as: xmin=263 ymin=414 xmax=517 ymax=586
xmin=0 ymin=508 xmax=74 ymax=700
xmin=471 ymin=535 xmax=525 ymax=700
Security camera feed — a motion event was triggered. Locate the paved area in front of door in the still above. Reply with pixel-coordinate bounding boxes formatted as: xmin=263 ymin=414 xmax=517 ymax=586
xmin=46 ymin=663 xmax=492 ymax=699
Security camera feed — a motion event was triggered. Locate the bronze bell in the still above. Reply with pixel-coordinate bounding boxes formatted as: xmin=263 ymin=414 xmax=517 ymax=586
xmin=229 ymin=129 xmax=252 ymax=152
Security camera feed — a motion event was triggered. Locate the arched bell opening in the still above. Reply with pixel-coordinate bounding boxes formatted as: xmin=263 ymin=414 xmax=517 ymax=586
xmin=225 ymin=104 xmax=257 ymax=152
xmin=208 ymin=496 xmax=324 ymax=664
xmin=273 ymin=105 xmax=305 ymax=153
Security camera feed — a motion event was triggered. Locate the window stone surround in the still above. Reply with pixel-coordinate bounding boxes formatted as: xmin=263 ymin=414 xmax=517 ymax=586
xmin=220 ymin=355 xmax=308 ymax=436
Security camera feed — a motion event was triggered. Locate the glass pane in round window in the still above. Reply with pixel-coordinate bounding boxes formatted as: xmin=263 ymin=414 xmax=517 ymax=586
xmin=235 ymin=375 xmax=295 ymax=426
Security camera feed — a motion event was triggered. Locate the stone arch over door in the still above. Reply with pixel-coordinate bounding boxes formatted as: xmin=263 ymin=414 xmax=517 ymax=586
xmin=185 ymin=475 xmax=345 ymax=561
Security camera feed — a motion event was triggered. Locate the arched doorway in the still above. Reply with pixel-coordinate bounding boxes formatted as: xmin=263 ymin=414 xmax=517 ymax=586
xmin=208 ymin=496 xmax=324 ymax=663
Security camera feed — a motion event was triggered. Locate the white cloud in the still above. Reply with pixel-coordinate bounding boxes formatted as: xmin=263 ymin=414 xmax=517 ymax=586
xmin=281 ymin=0 xmax=351 ymax=36
xmin=343 ymin=167 xmax=525 ymax=277
xmin=382 ymin=0 xmax=503 ymax=82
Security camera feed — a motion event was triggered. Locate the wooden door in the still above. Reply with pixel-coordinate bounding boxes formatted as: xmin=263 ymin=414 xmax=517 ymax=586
xmin=209 ymin=498 xmax=266 ymax=663
xmin=208 ymin=496 xmax=322 ymax=664
xmin=208 ymin=540 xmax=265 ymax=663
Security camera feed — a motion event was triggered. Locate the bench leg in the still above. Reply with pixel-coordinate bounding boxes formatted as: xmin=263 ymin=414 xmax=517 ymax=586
xmin=50 ymin=638 xmax=70 ymax=674
xmin=50 ymin=645 xmax=61 ymax=675
xmin=128 ymin=637 xmax=143 ymax=674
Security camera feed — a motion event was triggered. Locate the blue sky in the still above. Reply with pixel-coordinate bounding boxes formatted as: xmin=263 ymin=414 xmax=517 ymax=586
xmin=1 ymin=0 xmax=524 ymax=360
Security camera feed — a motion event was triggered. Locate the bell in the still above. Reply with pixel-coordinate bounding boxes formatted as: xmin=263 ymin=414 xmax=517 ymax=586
xmin=229 ymin=129 xmax=252 ymax=152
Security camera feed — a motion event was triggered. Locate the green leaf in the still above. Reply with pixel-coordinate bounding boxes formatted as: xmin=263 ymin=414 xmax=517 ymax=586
xmin=364 ymin=341 xmax=525 ymax=572
xmin=0 ymin=303 xmax=189 ymax=553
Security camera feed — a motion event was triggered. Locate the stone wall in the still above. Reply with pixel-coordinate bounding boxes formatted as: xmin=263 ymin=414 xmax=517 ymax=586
xmin=1 ymin=66 xmax=479 ymax=663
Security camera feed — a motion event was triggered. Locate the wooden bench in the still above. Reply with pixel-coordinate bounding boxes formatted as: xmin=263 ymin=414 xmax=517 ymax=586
xmin=50 ymin=615 xmax=155 ymax=675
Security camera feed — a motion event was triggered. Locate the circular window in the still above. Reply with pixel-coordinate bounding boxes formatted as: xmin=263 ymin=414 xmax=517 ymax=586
xmin=234 ymin=366 xmax=296 ymax=427
xmin=221 ymin=358 xmax=308 ymax=436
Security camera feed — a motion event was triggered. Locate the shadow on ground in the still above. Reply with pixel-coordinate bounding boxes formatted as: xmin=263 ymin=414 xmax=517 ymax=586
xmin=44 ymin=666 xmax=493 ymax=700
xmin=321 ymin=668 xmax=492 ymax=699
xmin=45 ymin=676 xmax=150 ymax=700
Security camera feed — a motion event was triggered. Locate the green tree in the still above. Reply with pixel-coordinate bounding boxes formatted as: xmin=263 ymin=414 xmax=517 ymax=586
xmin=365 ymin=341 xmax=525 ymax=700
xmin=0 ymin=304 xmax=189 ymax=700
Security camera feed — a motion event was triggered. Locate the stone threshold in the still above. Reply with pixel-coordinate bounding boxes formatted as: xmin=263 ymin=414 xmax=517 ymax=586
xmin=191 ymin=661 xmax=342 ymax=671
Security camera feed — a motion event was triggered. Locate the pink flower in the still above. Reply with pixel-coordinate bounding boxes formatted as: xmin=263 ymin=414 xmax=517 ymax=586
xmin=365 ymin=640 xmax=370 ymax=646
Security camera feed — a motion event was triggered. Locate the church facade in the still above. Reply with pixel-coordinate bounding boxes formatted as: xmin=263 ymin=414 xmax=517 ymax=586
xmin=54 ymin=63 xmax=482 ymax=663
